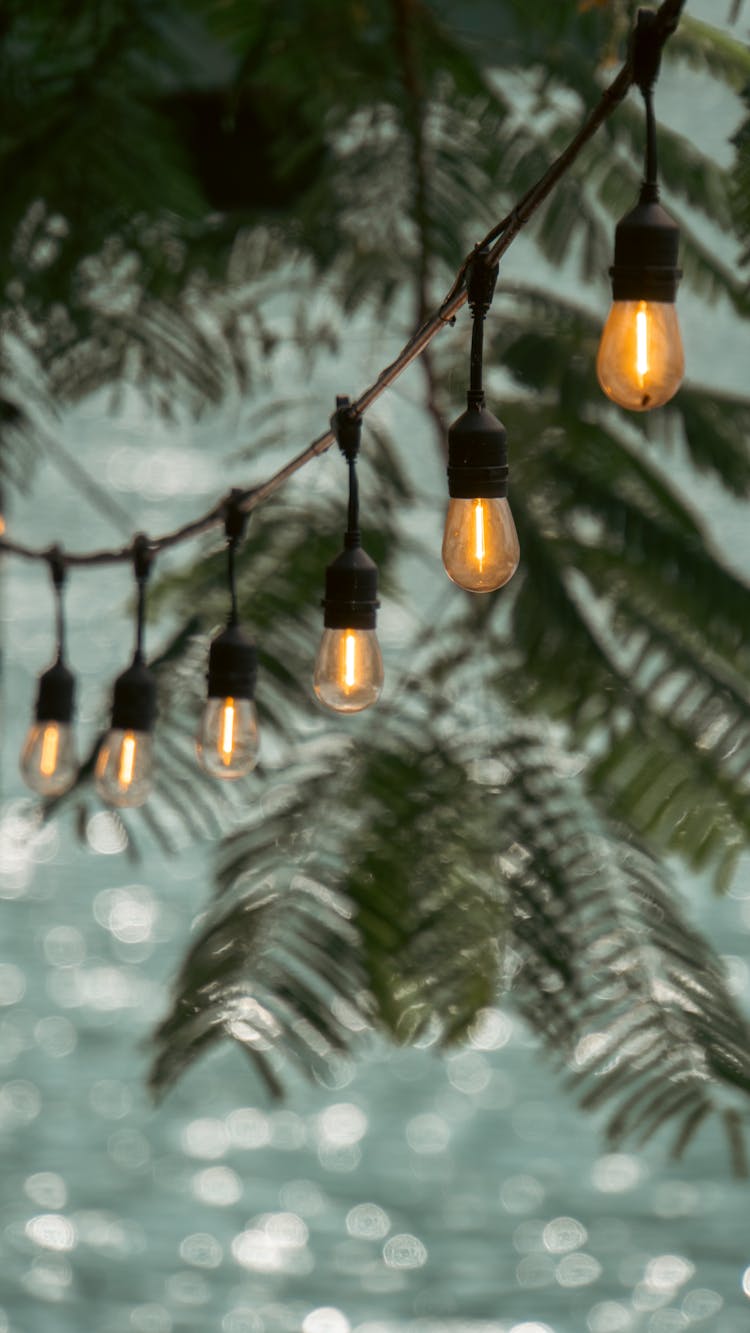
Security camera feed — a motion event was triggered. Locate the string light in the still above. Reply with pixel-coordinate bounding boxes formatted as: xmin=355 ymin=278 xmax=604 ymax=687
xmin=442 ymin=246 xmax=520 ymax=593
xmin=0 ymin=3 xmax=688 ymax=807
xmin=95 ymin=536 xmax=157 ymax=808
xmin=597 ymin=9 xmax=684 ymax=411
xmin=196 ymin=491 xmax=260 ymax=778
xmin=20 ymin=548 xmax=78 ymax=797
xmin=314 ymin=398 xmax=384 ymax=713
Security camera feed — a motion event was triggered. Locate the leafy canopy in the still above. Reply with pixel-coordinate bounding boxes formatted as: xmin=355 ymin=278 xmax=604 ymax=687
xmin=4 ymin=0 xmax=750 ymax=1169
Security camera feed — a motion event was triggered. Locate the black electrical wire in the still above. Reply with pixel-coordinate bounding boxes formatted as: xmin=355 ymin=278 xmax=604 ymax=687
xmin=0 ymin=0 xmax=686 ymax=576
xmin=132 ymin=535 xmax=153 ymax=663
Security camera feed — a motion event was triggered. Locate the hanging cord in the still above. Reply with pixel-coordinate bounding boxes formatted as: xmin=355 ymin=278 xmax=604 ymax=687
xmin=632 ymin=7 xmax=666 ymax=202
xmin=0 ymin=1 xmax=686 ymax=575
xmin=466 ymin=246 xmax=499 ymax=404
xmin=132 ymin=534 xmax=153 ymax=663
xmin=332 ymin=397 xmax=362 ymax=548
xmin=223 ymin=489 xmax=249 ymax=626
xmin=47 ymin=545 xmax=68 ymax=664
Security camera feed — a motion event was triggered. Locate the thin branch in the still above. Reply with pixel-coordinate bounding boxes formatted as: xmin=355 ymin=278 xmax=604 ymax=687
xmin=0 ymin=0 xmax=687 ymax=571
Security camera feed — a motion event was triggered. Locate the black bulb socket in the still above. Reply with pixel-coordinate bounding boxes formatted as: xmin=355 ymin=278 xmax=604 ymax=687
xmin=322 ymin=541 xmax=379 ymax=631
xmin=35 ymin=659 xmax=75 ymax=725
xmin=110 ymin=656 xmax=158 ymax=733
xmin=206 ymin=622 xmax=258 ymax=700
xmin=447 ymin=394 xmax=509 ymax=499
xmin=610 ymin=194 xmax=681 ymax=302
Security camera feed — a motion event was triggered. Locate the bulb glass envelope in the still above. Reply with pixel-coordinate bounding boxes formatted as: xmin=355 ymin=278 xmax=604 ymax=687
xmin=598 ymin=195 xmax=683 ymax=411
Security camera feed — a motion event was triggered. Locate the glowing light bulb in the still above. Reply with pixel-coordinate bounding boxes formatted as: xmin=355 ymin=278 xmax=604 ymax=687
xmin=197 ymin=622 xmax=259 ymax=779
xmin=20 ymin=656 xmax=77 ymax=798
xmin=316 ymin=537 xmax=382 ymax=713
xmin=442 ymin=496 xmax=519 ymax=592
xmin=599 ymin=192 xmax=683 ymax=411
xmin=597 ymin=298 xmax=684 ymax=411
xmin=443 ymin=395 xmax=520 ymax=594
xmin=196 ymin=695 xmax=259 ymax=778
xmin=20 ymin=721 xmax=77 ymax=797
xmin=97 ymin=654 xmax=157 ymax=808
xmin=95 ymin=729 xmax=154 ymax=808
xmin=314 ymin=627 xmax=383 ymax=713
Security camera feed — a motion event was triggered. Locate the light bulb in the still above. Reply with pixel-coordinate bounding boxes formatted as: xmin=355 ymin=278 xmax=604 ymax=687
xmin=444 ymin=396 xmax=519 ymax=594
xmin=20 ymin=721 xmax=77 ymax=797
xmin=597 ymin=298 xmax=684 ymax=411
xmin=314 ymin=627 xmax=383 ymax=713
xmin=95 ymin=729 xmax=154 ymax=807
xmin=198 ymin=622 xmax=259 ymax=779
xmin=196 ymin=695 xmax=259 ymax=778
xmin=442 ymin=496 xmax=519 ymax=592
xmin=20 ymin=656 xmax=77 ymax=798
xmin=600 ymin=192 xmax=683 ymax=411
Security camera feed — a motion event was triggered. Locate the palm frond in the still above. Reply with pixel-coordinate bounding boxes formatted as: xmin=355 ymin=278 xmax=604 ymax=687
xmin=150 ymin=709 xmax=750 ymax=1169
xmin=486 ymin=728 xmax=750 ymax=1170
xmin=670 ymin=15 xmax=750 ymax=90
xmin=150 ymin=860 xmax=363 ymax=1100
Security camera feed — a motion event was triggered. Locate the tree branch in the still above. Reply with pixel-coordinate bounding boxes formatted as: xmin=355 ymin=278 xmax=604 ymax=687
xmin=0 ymin=0 xmax=687 ymax=570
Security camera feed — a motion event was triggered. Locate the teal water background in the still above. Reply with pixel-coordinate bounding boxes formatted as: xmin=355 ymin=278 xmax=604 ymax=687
xmin=1 ymin=7 xmax=750 ymax=1330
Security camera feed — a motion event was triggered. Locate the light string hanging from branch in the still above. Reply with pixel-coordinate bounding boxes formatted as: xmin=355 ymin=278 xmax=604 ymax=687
xmin=442 ymin=246 xmax=520 ymax=593
xmin=8 ymin=0 xmax=687 ymax=806
xmin=21 ymin=547 xmax=78 ymax=796
xmin=597 ymin=7 xmax=684 ymax=410
xmin=0 ymin=0 xmax=687 ymax=574
xmin=196 ymin=492 xmax=260 ymax=778
xmin=314 ymin=398 xmax=384 ymax=713
xmin=94 ymin=536 xmax=158 ymax=808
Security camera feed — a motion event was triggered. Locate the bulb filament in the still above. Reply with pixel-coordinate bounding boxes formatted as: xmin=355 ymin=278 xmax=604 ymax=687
xmin=343 ymin=632 xmax=357 ymax=689
xmin=220 ymin=698 xmax=235 ymax=765
xmin=40 ymin=725 xmax=59 ymax=778
xmin=119 ymin=732 xmax=137 ymax=787
xmin=474 ymin=499 xmax=486 ymax=571
xmin=636 ymin=302 xmax=649 ymax=385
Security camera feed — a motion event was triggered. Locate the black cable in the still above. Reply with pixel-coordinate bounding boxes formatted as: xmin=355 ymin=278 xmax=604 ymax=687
xmin=347 ymin=458 xmax=360 ymax=541
xmin=132 ymin=535 xmax=153 ymax=662
xmin=47 ymin=545 xmax=67 ymax=663
xmin=223 ymin=489 xmax=249 ymax=626
xmin=643 ymin=86 xmax=658 ymax=196
xmin=632 ymin=8 xmax=666 ymax=202
xmin=469 ymin=315 xmax=485 ymax=399
xmin=466 ymin=246 xmax=498 ymax=403
xmin=332 ymin=397 xmax=362 ymax=545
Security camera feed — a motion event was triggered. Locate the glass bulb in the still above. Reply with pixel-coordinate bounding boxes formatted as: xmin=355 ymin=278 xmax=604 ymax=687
xmin=597 ymin=299 xmax=684 ymax=411
xmin=442 ymin=496 xmax=519 ymax=592
xmin=196 ymin=696 xmax=259 ymax=778
xmin=20 ymin=721 xmax=77 ymax=797
xmin=313 ymin=628 xmax=384 ymax=713
xmin=95 ymin=729 xmax=154 ymax=807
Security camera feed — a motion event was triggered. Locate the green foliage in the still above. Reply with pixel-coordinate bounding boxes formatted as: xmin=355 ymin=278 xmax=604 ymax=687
xmin=732 ymin=85 xmax=750 ymax=269
xmin=8 ymin=0 xmax=750 ymax=1167
xmin=150 ymin=862 xmax=364 ymax=1100
xmin=150 ymin=703 xmax=750 ymax=1171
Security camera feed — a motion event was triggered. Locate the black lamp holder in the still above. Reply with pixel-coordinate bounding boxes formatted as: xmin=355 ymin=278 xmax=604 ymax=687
xmin=35 ymin=545 xmax=75 ymax=725
xmin=110 ymin=535 xmax=157 ymax=733
xmin=321 ymin=397 xmax=380 ymax=631
xmin=206 ymin=490 xmax=257 ymax=701
xmin=609 ymin=8 xmax=682 ymax=304
xmin=447 ymin=247 xmax=509 ymax=501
